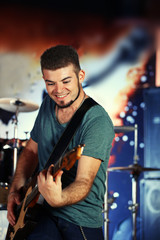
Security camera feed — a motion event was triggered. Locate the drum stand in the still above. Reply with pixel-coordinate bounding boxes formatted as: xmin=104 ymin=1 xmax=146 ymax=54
xmin=12 ymin=104 xmax=20 ymax=175
xmin=106 ymin=124 xmax=160 ymax=240
xmin=130 ymin=172 xmax=139 ymax=240
xmin=105 ymin=124 xmax=139 ymax=240
xmin=129 ymin=124 xmax=139 ymax=240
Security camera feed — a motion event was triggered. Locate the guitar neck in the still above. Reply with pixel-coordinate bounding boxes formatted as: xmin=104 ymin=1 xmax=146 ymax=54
xmin=24 ymin=184 xmax=39 ymax=210
xmin=52 ymin=156 xmax=63 ymax=176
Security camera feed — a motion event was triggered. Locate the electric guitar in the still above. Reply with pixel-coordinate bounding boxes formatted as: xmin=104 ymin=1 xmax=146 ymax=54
xmin=5 ymin=144 xmax=84 ymax=240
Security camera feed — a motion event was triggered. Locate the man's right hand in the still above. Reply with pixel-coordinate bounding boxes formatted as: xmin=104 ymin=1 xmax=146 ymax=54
xmin=7 ymin=192 xmax=21 ymax=226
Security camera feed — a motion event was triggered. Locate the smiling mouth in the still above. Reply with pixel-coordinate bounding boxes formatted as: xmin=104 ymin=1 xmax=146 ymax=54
xmin=55 ymin=94 xmax=69 ymax=99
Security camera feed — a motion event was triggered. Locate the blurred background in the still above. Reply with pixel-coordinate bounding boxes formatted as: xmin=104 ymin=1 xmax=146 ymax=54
xmin=0 ymin=1 xmax=160 ymax=239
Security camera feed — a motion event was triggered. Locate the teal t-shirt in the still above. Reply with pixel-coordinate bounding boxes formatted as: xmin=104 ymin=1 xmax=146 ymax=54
xmin=31 ymin=95 xmax=114 ymax=228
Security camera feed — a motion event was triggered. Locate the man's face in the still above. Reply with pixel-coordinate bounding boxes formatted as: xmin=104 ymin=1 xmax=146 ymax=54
xmin=43 ymin=64 xmax=85 ymax=108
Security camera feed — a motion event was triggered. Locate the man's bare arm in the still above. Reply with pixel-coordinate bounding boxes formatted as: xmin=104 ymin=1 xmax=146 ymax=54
xmin=38 ymin=155 xmax=102 ymax=207
xmin=9 ymin=138 xmax=38 ymax=193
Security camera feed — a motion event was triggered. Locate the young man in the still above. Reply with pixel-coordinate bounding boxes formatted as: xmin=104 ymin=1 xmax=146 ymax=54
xmin=7 ymin=45 xmax=115 ymax=239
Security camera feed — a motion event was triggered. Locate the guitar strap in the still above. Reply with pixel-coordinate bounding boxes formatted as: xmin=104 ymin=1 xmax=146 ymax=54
xmin=43 ymin=97 xmax=98 ymax=170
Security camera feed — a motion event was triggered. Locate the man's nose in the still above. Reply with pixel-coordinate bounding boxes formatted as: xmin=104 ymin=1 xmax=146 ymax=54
xmin=55 ymin=83 xmax=63 ymax=93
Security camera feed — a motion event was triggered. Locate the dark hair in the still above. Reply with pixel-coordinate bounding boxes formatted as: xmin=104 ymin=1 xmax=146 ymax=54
xmin=40 ymin=45 xmax=81 ymax=75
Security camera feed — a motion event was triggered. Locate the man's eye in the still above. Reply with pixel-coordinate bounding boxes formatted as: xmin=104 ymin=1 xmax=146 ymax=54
xmin=47 ymin=83 xmax=55 ymax=86
xmin=63 ymin=81 xmax=70 ymax=84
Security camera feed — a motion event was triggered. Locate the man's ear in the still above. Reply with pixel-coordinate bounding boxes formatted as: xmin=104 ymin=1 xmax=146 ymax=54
xmin=79 ymin=70 xmax=85 ymax=84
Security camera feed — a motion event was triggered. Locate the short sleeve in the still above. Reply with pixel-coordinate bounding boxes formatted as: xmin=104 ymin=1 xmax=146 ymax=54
xmin=80 ymin=108 xmax=115 ymax=161
xmin=30 ymin=113 xmax=40 ymax=143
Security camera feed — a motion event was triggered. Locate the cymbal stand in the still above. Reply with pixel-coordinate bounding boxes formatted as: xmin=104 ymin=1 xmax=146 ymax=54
xmin=24 ymin=131 xmax=29 ymax=140
xmin=129 ymin=124 xmax=139 ymax=240
xmin=133 ymin=124 xmax=139 ymax=164
xmin=5 ymin=131 xmax=9 ymax=139
xmin=12 ymin=106 xmax=19 ymax=175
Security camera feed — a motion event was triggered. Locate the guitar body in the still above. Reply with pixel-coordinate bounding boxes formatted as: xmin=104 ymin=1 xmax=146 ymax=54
xmin=6 ymin=187 xmax=41 ymax=240
xmin=6 ymin=220 xmax=37 ymax=240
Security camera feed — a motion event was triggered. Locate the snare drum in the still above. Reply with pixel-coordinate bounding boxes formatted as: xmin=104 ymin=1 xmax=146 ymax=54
xmin=0 ymin=182 xmax=9 ymax=209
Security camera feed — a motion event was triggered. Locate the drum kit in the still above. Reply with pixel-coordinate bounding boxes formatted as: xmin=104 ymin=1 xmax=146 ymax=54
xmin=104 ymin=124 xmax=160 ymax=240
xmin=0 ymin=98 xmax=39 ymax=212
xmin=0 ymin=98 xmax=39 ymax=239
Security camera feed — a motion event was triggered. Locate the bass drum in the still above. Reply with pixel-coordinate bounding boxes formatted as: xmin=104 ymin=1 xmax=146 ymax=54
xmin=0 ymin=210 xmax=8 ymax=240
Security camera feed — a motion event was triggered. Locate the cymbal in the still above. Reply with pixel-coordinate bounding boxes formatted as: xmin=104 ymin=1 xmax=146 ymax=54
xmin=108 ymin=164 xmax=160 ymax=174
xmin=0 ymin=98 xmax=39 ymax=113
xmin=114 ymin=126 xmax=135 ymax=133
